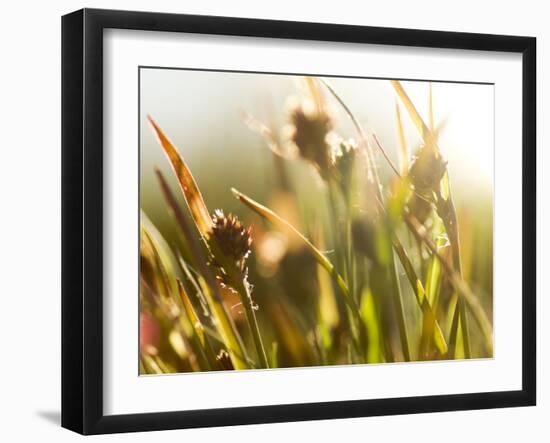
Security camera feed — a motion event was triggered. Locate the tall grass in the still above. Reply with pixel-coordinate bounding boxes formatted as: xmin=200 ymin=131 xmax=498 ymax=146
xmin=139 ymin=78 xmax=493 ymax=373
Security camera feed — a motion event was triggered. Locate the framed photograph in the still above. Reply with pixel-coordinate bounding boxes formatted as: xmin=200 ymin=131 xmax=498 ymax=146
xmin=61 ymin=8 xmax=536 ymax=434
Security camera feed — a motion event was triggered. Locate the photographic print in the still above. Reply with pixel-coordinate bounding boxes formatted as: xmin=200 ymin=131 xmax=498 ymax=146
xmin=139 ymin=68 xmax=494 ymax=374
xmin=62 ymin=10 xmax=535 ymax=433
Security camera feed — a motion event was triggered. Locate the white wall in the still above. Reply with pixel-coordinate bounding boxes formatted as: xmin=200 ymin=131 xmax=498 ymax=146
xmin=0 ymin=0 xmax=546 ymax=441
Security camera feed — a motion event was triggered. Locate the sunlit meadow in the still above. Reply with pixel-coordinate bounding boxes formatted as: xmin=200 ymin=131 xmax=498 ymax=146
xmin=139 ymin=69 xmax=493 ymax=374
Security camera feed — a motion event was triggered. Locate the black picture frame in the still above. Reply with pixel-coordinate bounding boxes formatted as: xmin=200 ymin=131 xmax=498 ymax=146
xmin=62 ymin=8 xmax=536 ymax=435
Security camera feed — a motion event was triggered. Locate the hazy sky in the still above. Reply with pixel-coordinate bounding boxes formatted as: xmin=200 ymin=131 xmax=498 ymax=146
xmin=140 ymin=68 xmax=494 ymax=205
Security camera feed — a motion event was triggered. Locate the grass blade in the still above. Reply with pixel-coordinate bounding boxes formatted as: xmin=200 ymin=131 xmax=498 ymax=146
xmin=395 ymin=101 xmax=409 ymax=175
xmin=231 ymin=188 xmax=358 ymax=316
xmin=320 ymin=78 xmax=400 ymax=179
xmin=177 ymin=279 xmax=220 ymax=369
xmin=147 ymin=116 xmax=213 ymax=237
xmin=321 ymin=79 xmax=411 ymax=361
xmin=140 ymin=227 xmax=172 ymax=301
xmin=405 ymin=214 xmax=493 ymax=355
xmin=389 ymin=249 xmax=411 ymax=361
xmin=437 ymin=175 xmax=472 ymax=358
xmin=148 ymin=120 xmax=268 ymax=367
xmin=233 ymin=278 xmax=269 ymax=369
xmin=154 ymin=168 xmax=251 ymax=369
xmin=390 ymin=80 xmax=432 ymax=144
xmin=392 ymin=234 xmax=448 ymax=355
xmin=391 ymin=80 xmax=472 ymax=358
xmin=177 ymin=279 xmax=204 ymax=343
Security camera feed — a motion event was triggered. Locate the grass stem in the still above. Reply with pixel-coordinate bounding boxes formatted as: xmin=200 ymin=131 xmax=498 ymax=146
xmin=235 ymin=279 xmax=270 ymax=369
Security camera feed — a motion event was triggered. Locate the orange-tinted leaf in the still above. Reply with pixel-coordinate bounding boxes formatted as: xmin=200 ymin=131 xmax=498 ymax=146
xmin=147 ymin=116 xmax=213 ymax=237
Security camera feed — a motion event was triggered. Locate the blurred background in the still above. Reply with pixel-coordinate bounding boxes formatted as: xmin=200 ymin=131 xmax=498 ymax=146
xmin=140 ymin=69 xmax=493 ymax=207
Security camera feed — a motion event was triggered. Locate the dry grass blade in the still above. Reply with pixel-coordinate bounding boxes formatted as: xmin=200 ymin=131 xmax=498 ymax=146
xmin=372 ymin=134 xmax=402 ymax=178
xmin=319 ymin=78 xmax=367 ymax=145
xmin=305 ymin=77 xmax=325 ymax=113
xmin=149 ymin=118 xmax=268 ymax=368
xmin=395 ymin=101 xmax=409 ymax=175
xmin=155 ymin=168 xmax=251 ymax=369
xmin=147 ymin=116 xmax=213 ymax=237
xmin=390 ymin=80 xmax=432 ymax=144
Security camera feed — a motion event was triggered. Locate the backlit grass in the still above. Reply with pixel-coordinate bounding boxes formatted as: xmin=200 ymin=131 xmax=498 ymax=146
xmin=139 ymin=77 xmax=493 ymax=373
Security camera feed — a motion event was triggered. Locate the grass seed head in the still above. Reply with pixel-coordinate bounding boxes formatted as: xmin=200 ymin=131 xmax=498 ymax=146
xmin=408 ymin=145 xmax=447 ymax=193
xmin=407 ymin=193 xmax=434 ymax=225
xmin=286 ymin=82 xmax=335 ymax=181
xmin=406 ymin=144 xmax=447 ymax=224
xmin=209 ymin=209 xmax=253 ymax=286
xmin=211 ymin=209 xmax=252 ymax=261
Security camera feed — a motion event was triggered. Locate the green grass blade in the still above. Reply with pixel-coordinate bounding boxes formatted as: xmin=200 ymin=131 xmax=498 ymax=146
xmin=392 ymin=80 xmax=472 ymax=358
xmin=392 ymin=234 xmax=448 ymax=355
xmin=233 ymin=279 xmax=269 ymax=369
xmin=177 ymin=279 xmax=220 ymax=370
xmin=141 ymin=227 xmax=172 ymax=301
xmin=389 ymin=249 xmax=411 ymax=361
xmin=436 ymin=175 xmax=471 ymax=358
xmin=320 ymin=80 xmax=411 ymax=361
xmin=405 ymin=215 xmax=493 ymax=355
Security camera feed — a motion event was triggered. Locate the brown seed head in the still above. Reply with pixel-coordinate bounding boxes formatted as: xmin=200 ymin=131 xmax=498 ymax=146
xmin=406 ymin=144 xmax=447 ymax=224
xmin=408 ymin=145 xmax=447 ymax=193
xmin=209 ymin=210 xmax=253 ymax=286
xmin=287 ymin=95 xmax=334 ymax=180
xmin=211 ymin=210 xmax=252 ymax=262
